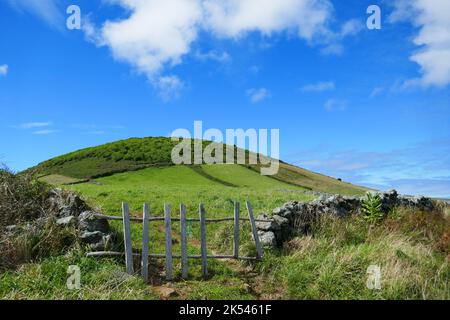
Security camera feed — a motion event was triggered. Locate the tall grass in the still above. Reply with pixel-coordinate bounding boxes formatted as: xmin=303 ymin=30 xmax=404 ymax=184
xmin=0 ymin=167 xmax=49 ymax=227
xmin=0 ymin=167 xmax=77 ymax=272
xmin=257 ymin=206 xmax=450 ymax=300
xmin=1 ymin=164 xmax=448 ymax=299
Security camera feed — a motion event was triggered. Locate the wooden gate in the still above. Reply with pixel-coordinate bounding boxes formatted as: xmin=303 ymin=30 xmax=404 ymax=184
xmin=87 ymin=201 xmax=267 ymax=282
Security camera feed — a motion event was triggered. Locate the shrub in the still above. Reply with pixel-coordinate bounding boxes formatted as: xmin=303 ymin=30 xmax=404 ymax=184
xmin=0 ymin=219 xmax=77 ymax=272
xmin=0 ymin=166 xmax=50 ymax=228
xmin=258 ymin=206 xmax=449 ymax=300
xmin=384 ymin=205 xmax=450 ymax=255
xmin=0 ymin=167 xmax=77 ymax=272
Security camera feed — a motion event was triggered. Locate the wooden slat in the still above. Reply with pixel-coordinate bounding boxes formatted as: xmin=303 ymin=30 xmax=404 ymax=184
xmin=92 ymin=213 xmax=271 ymax=223
xmin=180 ymin=204 xmax=188 ymax=279
xmin=233 ymin=202 xmax=240 ymax=259
xmin=141 ymin=203 xmax=150 ymax=282
xmin=122 ymin=202 xmax=134 ymax=274
xmin=199 ymin=204 xmax=208 ymax=277
xmin=87 ymin=251 xmax=258 ymax=261
xmin=246 ymin=201 xmax=263 ymax=260
xmin=164 ymin=204 xmax=173 ymax=281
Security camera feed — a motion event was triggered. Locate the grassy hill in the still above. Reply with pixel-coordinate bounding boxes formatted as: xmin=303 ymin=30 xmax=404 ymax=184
xmin=1 ymin=138 xmax=448 ymax=300
xmin=33 ymin=137 xmax=368 ymax=196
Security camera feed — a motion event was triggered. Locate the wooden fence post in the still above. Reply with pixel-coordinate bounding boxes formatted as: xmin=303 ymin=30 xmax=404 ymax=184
xmin=141 ymin=203 xmax=150 ymax=282
xmin=246 ymin=201 xmax=263 ymax=260
xmin=233 ymin=202 xmax=240 ymax=259
xmin=180 ymin=204 xmax=188 ymax=280
xmin=199 ymin=204 xmax=208 ymax=278
xmin=122 ymin=202 xmax=134 ymax=274
xmin=164 ymin=204 xmax=173 ymax=281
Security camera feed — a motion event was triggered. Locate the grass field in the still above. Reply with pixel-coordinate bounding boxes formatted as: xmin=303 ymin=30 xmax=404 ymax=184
xmin=1 ymin=164 xmax=315 ymax=299
xmin=2 ymin=163 xmax=448 ymax=300
xmin=2 ymin=138 xmax=447 ymax=300
xmin=30 ymin=137 xmax=368 ymax=196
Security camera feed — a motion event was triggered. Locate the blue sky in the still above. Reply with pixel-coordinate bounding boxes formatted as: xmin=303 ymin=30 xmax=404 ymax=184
xmin=1 ymin=0 xmax=449 ymax=197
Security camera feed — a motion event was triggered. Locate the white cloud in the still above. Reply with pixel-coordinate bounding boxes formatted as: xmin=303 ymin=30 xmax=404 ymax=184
xmin=246 ymin=88 xmax=270 ymax=103
xmin=15 ymin=122 xmax=57 ymax=135
xmin=390 ymin=0 xmax=450 ymax=88
xmin=0 ymin=65 xmax=8 ymax=76
xmin=202 ymin=0 xmax=332 ymax=39
xmin=33 ymin=130 xmax=57 ymax=135
xmin=324 ymin=98 xmax=347 ymax=111
xmin=84 ymin=0 xmax=358 ymax=93
xmin=319 ymin=19 xmax=363 ymax=56
xmin=17 ymin=122 xmax=52 ymax=129
xmin=339 ymin=19 xmax=363 ymax=37
xmin=300 ymin=81 xmax=335 ymax=92
xmin=88 ymin=131 xmax=106 ymax=135
xmin=155 ymin=75 xmax=184 ymax=101
xmin=194 ymin=50 xmax=231 ymax=63
xmin=320 ymin=43 xmax=343 ymax=55
xmin=93 ymin=0 xmax=202 ymax=89
xmin=370 ymin=87 xmax=385 ymax=98
xmin=7 ymin=0 xmax=63 ymax=29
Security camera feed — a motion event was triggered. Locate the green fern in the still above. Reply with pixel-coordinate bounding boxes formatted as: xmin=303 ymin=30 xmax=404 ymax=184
xmin=361 ymin=192 xmax=384 ymax=223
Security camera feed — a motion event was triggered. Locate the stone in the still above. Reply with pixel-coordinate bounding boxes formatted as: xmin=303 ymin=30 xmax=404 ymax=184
xmin=56 ymin=216 xmax=75 ymax=226
xmin=267 ymin=189 xmax=436 ymax=247
xmin=256 ymin=216 xmax=272 ymax=231
xmin=284 ymin=203 xmax=295 ymax=211
xmin=89 ymin=235 xmax=112 ymax=251
xmin=272 ymin=207 xmax=283 ymax=215
xmin=326 ymin=195 xmax=339 ymax=203
xmin=256 ymin=214 xmax=289 ymax=232
xmin=5 ymin=225 xmax=17 ymax=232
xmin=78 ymin=211 xmax=109 ymax=233
xmin=49 ymin=188 xmax=88 ymax=218
xmin=258 ymin=231 xmax=277 ymax=247
xmin=272 ymin=215 xmax=289 ymax=228
xmin=80 ymin=231 xmax=104 ymax=244
xmin=256 ymin=214 xmax=278 ymax=231
xmin=154 ymin=286 xmax=179 ymax=298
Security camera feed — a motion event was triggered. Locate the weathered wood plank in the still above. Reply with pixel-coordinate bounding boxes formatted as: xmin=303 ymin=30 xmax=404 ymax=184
xmin=122 ymin=202 xmax=134 ymax=274
xmin=87 ymin=251 xmax=258 ymax=261
xmin=246 ymin=201 xmax=263 ymax=260
xmin=180 ymin=204 xmax=188 ymax=279
xmin=164 ymin=204 xmax=173 ymax=281
xmin=233 ymin=202 xmax=240 ymax=259
xmin=141 ymin=203 xmax=150 ymax=282
xmin=199 ymin=204 xmax=208 ymax=277
xmin=92 ymin=213 xmax=271 ymax=223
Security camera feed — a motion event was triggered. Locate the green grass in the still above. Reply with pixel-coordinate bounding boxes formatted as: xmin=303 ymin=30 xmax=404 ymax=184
xmin=31 ymin=136 xmax=368 ymax=195
xmin=3 ymin=161 xmax=448 ymax=300
xmin=69 ymin=164 xmax=313 ymax=273
xmin=70 ymin=164 xmax=313 ymax=217
xmin=2 ymin=205 xmax=448 ymax=300
xmin=256 ymin=212 xmax=449 ymax=300
xmin=0 ymin=250 xmax=157 ymax=300
xmin=1 ymin=164 xmax=313 ymax=300
xmin=31 ymin=137 xmax=178 ymax=179
xmin=268 ymin=162 xmax=369 ymax=196
xmin=39 ymin=174 xmax=86 ymax=185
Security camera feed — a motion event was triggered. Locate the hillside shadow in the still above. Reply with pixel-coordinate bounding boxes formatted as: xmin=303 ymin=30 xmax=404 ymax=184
xmin=189 ymin=166 xmax=238 ymax=187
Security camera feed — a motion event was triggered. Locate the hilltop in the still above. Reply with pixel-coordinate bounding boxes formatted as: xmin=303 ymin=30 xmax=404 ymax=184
xmin=31 ymin=137 xmax=368 ymax=196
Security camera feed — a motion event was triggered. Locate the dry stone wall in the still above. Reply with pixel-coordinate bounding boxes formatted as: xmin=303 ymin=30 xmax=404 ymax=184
xmin=256 ymin=190 xmax=436 ymax=247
